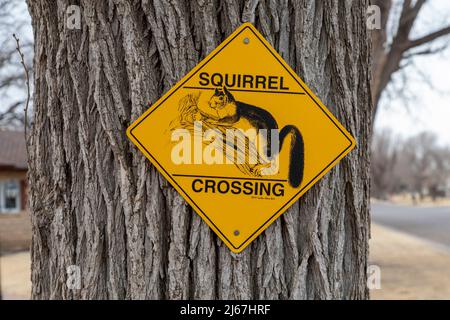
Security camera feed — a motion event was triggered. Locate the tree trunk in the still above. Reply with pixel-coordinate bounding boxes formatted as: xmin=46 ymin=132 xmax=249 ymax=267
xmin=27 ymin=0 xmax=372 ymax=300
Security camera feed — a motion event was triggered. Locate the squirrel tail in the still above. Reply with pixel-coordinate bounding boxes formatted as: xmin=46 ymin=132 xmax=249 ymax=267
xmin=279 ymin=125 xmax=304 ymax=188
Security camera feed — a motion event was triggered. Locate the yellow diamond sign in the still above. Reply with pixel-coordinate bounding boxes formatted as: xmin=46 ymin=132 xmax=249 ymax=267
xmin=127 ymin=23 xmax=355 ymax=253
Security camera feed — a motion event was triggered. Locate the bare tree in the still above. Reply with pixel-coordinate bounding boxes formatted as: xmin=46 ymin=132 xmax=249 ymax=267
xmin=0 ymin=0 xmax=32 ymax=128
xmin=404 ymin=132 xmax=450 ymax=199
xmin=427 ymin=147 xmax=450 ymax=199
xmin=371 ymin=0 xmax=450 ymax=120
xmin=402 ymin=132 xmax=436 ymax=197
xmin=371 ymin=129 xmax=400 ymax=198
xmin=26 ymin=1 xmax=372 ymax=299
xmin=371 ymin=130 xmax=450 ymax=200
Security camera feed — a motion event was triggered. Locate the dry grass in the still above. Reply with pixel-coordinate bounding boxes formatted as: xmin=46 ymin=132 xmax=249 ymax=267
xmin=370 ymin=223 xmax=450 ymax=299
xmin=0 ymin=251 xmax=31 ymax=299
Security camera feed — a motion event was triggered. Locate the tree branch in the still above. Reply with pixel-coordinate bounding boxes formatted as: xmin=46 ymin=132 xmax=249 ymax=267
xmin=404 ymin=44 xmax=448 ymax=59
xmin=0 ymin=101 xmax=21 ymax=122
xmin=12 ymin=33 xmax=30 ymax=154
xmin=407 ymin=26 xmax=450 ymax=49
xmin=398 ymin=0 xmax=425 ymax=29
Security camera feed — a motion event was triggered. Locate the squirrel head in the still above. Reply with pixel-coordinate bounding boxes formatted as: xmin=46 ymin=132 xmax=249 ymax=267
xmin=209 ymin=86 xmax=235 ymax=109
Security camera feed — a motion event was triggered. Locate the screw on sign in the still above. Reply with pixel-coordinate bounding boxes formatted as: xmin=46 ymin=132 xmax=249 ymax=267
xmin=127 ymin=23 xmax=355 ymax=253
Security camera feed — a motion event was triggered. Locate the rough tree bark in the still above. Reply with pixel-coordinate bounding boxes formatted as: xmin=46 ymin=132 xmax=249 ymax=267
xmin=26 ymin=0 xmax=372 ymax=299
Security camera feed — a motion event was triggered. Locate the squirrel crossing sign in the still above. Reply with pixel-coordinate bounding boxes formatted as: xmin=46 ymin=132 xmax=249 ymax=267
xmin=127 ymin=23 xmax=355 ymax=253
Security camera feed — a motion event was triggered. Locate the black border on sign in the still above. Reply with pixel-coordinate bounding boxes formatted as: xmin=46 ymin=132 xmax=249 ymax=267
xmin=129 ymin=26 xmax=354 ymax=250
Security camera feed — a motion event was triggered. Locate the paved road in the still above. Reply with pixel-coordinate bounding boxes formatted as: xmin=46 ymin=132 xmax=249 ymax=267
xmin=372 ymin=203 xmax=450 ymax=247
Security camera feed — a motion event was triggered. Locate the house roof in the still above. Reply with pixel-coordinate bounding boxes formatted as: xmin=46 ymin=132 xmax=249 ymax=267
xmin=0 ymin=130 xmax=27 ymax=170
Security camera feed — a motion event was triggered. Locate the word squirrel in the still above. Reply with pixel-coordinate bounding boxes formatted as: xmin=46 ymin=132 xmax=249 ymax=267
xmin=198 ymin=72 xmax=290 ymax=91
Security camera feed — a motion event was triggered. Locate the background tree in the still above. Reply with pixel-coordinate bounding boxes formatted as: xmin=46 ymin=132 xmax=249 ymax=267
xmin=26 ymin=1 xmax=371 ymax=299
xmin=427 ymin=146 xmax=450 ymax=199
xmin=0 ymin=0 xmax=32 ymax=128
xmin=370 ymin=129 xmax=400 ymax=198
xmin=371 ymin=130 xmax=450 ymax=200
xmin=371 ymin=0 xmax=450 ymax=120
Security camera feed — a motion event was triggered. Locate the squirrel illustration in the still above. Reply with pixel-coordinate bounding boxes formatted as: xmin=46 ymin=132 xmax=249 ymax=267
xmin=197 ymin=87 xmax=304 ymax=188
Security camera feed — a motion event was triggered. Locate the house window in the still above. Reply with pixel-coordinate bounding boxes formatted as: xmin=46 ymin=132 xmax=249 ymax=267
xmin=0 ymin=180 xmax=21 ymax=213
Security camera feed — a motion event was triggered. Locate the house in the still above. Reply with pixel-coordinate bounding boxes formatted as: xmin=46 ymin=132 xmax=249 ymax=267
xmin=0 ymin=130 xmax=30 ymax=252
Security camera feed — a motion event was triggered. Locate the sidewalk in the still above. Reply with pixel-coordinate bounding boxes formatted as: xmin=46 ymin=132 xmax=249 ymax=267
xmin=0 ymin=251 xmax=31 ymax=299
xmin=370 ymin=223 xmax=450 ymax=299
